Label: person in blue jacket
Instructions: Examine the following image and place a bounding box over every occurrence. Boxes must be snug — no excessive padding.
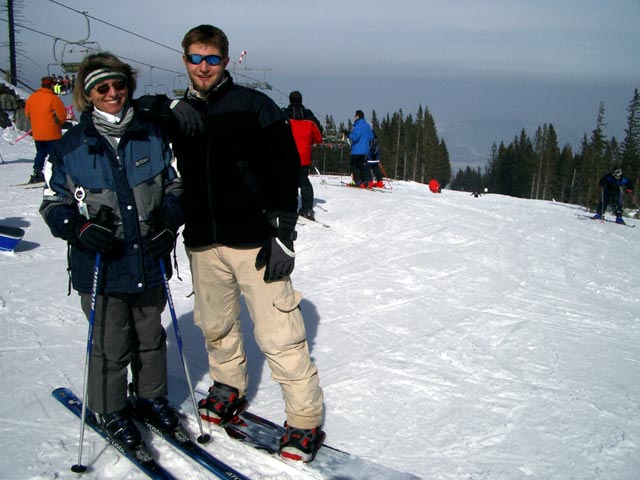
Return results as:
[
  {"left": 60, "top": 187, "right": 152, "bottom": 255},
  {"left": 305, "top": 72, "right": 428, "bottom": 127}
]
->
[
  {"left": 39, "top": 52, "right": 185, "bottom": 452},
  {"left": 347, "top": 110, "right": 375, "bottom": 188},
  {"left": 592, "top": 166, "right": 634, "bottom": 224}
]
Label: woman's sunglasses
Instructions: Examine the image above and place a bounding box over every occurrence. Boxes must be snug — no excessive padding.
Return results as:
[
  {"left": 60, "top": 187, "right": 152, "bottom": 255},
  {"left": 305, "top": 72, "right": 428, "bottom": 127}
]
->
[{"left": 94, "top": 79, "right": 128, "bottom": 95}]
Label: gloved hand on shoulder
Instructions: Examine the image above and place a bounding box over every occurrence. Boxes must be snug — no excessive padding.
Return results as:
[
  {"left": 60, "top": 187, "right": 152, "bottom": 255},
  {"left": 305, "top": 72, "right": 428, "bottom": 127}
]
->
[
  {"left": 135, "top": 94, "right": 204, "bottom": 136},
  {"left": 168, "top": 99, "right": 204, "bottom": 136},
  {"left": 66, "top": 207, "right": 117, "bottom": 254},
  {"left": 255, "top": 211, "right": 297, "bottom": 282}
]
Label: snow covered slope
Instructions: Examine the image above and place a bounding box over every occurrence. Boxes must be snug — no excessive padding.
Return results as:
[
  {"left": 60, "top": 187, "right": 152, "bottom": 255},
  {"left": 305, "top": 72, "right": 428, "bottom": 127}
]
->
[{"left": 1, "top": 127, "right": 639, "bottom": 479}]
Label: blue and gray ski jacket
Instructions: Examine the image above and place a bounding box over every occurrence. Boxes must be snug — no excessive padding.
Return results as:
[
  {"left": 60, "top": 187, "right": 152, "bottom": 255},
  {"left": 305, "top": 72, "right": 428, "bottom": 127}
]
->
[{"left": 40, "top": 109, "right": 183, "bottom": 294}]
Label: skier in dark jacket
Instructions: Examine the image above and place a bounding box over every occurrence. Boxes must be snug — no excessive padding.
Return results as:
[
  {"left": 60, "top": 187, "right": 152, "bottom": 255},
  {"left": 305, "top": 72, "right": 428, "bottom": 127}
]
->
[
  {"left": 592, "top": 166, "right": 634, "bottom": 224},
  {"left": 40, "top": 52, "right": 185, "bottom": 453}
]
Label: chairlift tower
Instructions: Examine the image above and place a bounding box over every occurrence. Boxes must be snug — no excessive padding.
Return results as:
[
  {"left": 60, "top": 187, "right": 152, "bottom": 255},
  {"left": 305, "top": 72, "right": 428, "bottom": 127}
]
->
[{"left": 229, "top": 51, "right": 272, "bottom": 90}]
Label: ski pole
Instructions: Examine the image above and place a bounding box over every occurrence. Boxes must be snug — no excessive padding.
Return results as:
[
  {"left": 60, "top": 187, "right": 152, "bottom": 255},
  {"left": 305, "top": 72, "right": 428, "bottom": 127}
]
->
[
  {"left": 159, "top": 258, "right": 211, "bottom": 444},
  {"left": 71, "top": 252, "right": 101, "bottom": 474},
  {"left": 9, "top": 129, "right": 32, "bottom": 145},
  {"left": 378, "top": 162, "right": 392, "bottom": 189},
  {"left": 312, "top": 165, "right": 326, "bottom": 185}
]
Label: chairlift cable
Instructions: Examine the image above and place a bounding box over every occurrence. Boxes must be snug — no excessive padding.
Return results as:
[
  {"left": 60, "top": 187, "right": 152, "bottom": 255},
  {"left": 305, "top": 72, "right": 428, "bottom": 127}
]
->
[{"left": 48, "top": 0, "right": 182, "bottom": 54}]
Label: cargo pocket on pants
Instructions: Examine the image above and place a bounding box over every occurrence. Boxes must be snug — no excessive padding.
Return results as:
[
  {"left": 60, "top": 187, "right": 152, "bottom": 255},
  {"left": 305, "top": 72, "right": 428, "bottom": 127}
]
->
[{"left": 272, "top": 288, "right": 306, "bottom": 347}]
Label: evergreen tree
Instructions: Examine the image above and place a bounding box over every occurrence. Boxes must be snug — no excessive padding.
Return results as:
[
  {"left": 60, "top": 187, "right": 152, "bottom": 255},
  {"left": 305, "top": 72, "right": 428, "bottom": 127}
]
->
[
  {"left": 556, "top": 144, "right": 575, "bottom": 203},
  {"left": 622, "top": 88, "right": 640, "bottom": 190}
]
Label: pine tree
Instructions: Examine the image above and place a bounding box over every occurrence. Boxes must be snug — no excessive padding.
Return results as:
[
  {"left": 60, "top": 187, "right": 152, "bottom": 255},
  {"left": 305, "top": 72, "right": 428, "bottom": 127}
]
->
[{"left": 621, "top": 88, "right": 640, "bottom": 191}]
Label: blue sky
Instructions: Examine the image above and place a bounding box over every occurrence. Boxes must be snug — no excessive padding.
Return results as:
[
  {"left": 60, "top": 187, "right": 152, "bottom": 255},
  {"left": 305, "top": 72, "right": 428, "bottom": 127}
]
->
[{"left": 4, "top": 0, "right": 640, "bottom": 169}]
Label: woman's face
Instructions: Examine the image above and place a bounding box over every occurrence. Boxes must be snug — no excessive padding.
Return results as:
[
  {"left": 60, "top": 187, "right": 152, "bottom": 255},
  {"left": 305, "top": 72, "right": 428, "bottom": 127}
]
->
[{"left": 88, "top": 77, "right": 128, "bottom": 115}]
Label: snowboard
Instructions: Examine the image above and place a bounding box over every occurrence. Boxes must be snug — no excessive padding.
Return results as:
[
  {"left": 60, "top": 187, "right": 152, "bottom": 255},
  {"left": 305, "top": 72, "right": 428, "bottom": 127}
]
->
[{"left": 209, "top": 407, "right": 421, "bottom": 479}]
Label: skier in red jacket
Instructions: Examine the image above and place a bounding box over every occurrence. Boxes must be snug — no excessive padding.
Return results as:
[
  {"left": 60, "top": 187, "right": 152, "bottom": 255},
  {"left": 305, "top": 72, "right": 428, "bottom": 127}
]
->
[
  {"left": 283, "top": 91, "right": 323, "bottom": 221},
  {"left": 429, "top": 176, "right": 441, "bottom": 193}
]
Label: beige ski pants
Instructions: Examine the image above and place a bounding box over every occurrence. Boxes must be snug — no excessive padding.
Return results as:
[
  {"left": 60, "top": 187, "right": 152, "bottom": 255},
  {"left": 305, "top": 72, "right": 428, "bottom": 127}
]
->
[{"left": 186, "top": 244, "right": 324, "bottom": 429}]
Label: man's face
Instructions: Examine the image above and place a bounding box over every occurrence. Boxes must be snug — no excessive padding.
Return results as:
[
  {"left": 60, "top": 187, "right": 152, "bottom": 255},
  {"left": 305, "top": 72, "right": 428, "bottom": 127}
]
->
[{"left": 183, "top": 42, "right": 229, "bottom": 93}]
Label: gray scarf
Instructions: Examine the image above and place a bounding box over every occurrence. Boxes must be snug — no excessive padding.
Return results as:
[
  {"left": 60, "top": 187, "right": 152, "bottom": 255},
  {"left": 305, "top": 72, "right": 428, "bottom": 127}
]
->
[{"left": 91, "top": 105, "right": 134, "bottom": 137}]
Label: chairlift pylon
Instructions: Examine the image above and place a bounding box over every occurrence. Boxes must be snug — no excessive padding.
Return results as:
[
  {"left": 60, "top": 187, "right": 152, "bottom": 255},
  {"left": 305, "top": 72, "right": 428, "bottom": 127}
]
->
[{"left": 229, "top": 51, "right": 273, "bottom": 90}]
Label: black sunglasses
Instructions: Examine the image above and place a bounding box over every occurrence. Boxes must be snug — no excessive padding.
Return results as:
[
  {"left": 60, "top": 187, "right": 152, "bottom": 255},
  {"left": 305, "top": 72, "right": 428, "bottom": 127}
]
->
[
  {"left": 95, "top": 80, "right": 127, "bottom": 95},
  {"left": 186, "top": 53, "right": 223, "bottom": 66}
]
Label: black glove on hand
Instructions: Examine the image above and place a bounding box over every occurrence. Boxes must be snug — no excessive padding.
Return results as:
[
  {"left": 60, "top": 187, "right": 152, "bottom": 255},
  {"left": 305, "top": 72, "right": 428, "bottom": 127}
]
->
[
  {"left": 135, "top": 95, "right": 203, "bottom": 136},
  {"left": 146, "top": 224, "right": 176, "bottom": 258},
  {"left": 168, "top": 99, "right": 204, "bottom": 136},
  {"left": 68, "top": 208, "right": 117, "bottom": 254},
  {"left": 255, "top": 212, "right": 297, "bottom": 282}
]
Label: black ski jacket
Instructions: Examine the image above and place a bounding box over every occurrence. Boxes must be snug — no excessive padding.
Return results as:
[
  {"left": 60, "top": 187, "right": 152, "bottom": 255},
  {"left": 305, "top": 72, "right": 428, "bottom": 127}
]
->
[{"left": 160, "top": 73, "right": 301, "bottom": 248}]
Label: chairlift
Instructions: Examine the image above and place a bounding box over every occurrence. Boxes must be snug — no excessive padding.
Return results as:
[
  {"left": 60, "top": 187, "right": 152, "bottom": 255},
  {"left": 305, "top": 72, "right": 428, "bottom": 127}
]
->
[
  {"left": 50, "top": 12, "right": 101, "bottom": 74},
  {"left": 143, "top": 67, "right": 169, "bottom": 96},
  {"left": 172, "top": 74, "right": 187, "bottom": 98}
]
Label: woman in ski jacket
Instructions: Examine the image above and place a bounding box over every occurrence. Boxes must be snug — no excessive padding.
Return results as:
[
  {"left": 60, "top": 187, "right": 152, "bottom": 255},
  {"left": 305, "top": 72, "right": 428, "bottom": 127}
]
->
[{"left": 39, "top": 52, "right": 185, "bottom": 451}]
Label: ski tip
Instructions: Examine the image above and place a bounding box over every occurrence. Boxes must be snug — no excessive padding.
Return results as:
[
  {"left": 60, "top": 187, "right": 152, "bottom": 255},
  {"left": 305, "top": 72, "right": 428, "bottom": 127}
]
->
[{"left": 52, "top": 387, "right": 69, "bottom": 398}]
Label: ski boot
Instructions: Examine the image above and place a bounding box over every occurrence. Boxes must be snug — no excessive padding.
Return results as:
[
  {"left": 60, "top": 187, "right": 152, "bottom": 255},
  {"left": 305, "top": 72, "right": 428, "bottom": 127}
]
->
[
  {"left": 198, "top": 382, "right": 246, "bottom": 424},
  {"left": 134, "top": 394, "right": 190, "bottom": 443},
  {"left": 279, "top": 422, "right": 325, "bottom": 463},
  {"left": 98, "top": 409, "right": 143, "bottom": 448},
  {"left": 298, "top": 209, "right": 315, "bottom": 221}
]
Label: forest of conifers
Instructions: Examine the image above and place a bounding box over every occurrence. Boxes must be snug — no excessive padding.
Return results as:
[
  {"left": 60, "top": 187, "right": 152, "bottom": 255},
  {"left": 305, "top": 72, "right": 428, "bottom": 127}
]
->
[
  {"left": 313, "top": 88, "right": 640, "bottom": 213},
  {"left": 312, "top": 104, "right": 452, "bottom": 187}
]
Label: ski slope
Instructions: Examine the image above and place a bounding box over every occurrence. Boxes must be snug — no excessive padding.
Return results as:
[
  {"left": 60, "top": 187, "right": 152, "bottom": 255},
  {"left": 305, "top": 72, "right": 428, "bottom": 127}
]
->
[{"left": 1, "top": 126, "right": 639, "bottom": 479}]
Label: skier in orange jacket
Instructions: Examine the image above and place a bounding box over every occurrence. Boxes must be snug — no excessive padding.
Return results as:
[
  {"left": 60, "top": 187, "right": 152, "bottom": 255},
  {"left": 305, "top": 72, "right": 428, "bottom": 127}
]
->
[{"left": 24, "top": 76, "right": 67, "bottom": 183}]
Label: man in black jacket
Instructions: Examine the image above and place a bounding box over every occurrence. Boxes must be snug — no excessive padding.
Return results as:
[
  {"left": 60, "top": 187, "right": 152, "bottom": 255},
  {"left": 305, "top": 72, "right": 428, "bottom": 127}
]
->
[{"left": 143, "top": 25, "right": 325, "bottom": 463}]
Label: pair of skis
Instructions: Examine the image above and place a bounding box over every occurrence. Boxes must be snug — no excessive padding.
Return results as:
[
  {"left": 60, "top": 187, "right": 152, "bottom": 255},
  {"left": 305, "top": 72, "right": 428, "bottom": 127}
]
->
[
  {"left": 53, "top": 387, "right": 250, "bottom": 480},
  {"left": 576, "top": 213, "right": 636, "bottom": 228}
]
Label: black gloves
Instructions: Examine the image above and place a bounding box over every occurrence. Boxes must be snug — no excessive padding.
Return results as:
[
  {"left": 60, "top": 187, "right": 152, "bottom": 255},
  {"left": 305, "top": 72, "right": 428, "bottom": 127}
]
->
[
  {"left": 168, "top": 99, "right": 204, "bottom": 136},
  {"left": 135, "top": 94, "right": 204, "bottom": 136},
  {"left": 146, "top": 223, "right": 177, "bottom": 258},
  {"left": 255, "top": 212, "right": 297, "bottom": 282},
  {"left": 67, "top": 207, "right": 117, "bottom": 254}
]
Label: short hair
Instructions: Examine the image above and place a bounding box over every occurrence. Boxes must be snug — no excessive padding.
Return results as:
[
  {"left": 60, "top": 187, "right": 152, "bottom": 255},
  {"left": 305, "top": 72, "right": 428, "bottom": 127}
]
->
[
  {"left": 73, "top": 52, "right": 137, "bottom": 112},
  {"left": 355, "top": 110, "right": 364, "bottom": 119},
  {"left": 181, "top": 24, "right": 229, "bottom": 58}
]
